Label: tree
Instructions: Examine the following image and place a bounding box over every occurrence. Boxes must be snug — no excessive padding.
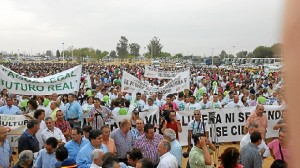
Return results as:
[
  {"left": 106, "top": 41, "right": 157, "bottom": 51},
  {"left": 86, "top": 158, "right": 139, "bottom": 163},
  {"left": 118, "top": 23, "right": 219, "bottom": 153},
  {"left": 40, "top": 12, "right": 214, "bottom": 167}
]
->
[
  {"left": 56, "top": 50, "right": 60, "bottom": 57},
  {"left": 109, "top": 50, "right": 117, "bottom": 58},
  {"left": 175, "top": 53, "right": 183, "bottom": 59},
  {"left": 129, "top": 43, "right": 140, "bottom": 57},
  {"left": 253, "top": 46, "right": 273, "bottom": 58},
  {"left": 147, "top": 37, "right": 163, "bottom": 58},
  {"left": 116, "top": 36, "right": 129, "bottom": 59},
  {"left": 219, "top": 50, "right": 228, "bottom": 60},
  {"left": 160, "top": 52, "right": 171, "bottom": 58},
  {"left": 271, "top": 43, "right": 282, "bottom": 58},
  {"left": 236, "top": 50, "right": 248, "bottom": 58},
  {"left": 247, "top": 52, "right": 255, "bottom": 58}
]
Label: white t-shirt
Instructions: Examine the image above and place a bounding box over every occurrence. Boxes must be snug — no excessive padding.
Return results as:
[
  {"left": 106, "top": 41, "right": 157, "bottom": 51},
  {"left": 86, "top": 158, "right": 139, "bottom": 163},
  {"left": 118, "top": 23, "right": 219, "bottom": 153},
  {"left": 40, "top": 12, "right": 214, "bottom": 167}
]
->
[
  {"left": 184, "top": 103, "right": 201, "bottom": 111},
  {"left": 206, "top": 101, "right": 222, "bottom": 109},
  {"left": 174, "top": 99, "right": 186, "bottom": 111}
]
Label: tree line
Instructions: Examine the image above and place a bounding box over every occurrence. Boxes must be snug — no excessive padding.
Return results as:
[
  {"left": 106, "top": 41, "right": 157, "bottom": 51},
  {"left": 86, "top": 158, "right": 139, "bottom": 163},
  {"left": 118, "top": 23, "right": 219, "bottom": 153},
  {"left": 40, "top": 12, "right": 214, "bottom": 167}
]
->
[{"left": 55, "top": 36, "right": 282, "bottom": 60}]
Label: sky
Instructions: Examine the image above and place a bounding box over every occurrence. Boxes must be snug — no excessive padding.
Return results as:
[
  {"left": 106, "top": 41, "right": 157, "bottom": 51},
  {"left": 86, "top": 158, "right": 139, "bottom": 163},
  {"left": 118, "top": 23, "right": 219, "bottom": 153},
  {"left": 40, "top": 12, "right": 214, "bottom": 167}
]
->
[{"left": 0, "top": 0, "right": 284, "bottom": 56}]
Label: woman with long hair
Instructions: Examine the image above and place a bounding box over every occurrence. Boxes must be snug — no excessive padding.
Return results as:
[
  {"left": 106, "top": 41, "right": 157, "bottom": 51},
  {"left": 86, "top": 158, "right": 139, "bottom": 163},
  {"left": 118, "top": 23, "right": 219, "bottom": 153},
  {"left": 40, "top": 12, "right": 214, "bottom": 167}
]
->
[{"left": 219, "top": 147, "right": 243, "bottom": 168}]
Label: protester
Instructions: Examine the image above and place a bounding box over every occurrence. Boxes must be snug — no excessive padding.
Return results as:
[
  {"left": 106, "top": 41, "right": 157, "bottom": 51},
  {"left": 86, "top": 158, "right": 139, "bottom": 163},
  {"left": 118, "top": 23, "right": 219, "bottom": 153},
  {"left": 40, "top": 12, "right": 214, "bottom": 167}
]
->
[
  {"left": 0, "top": 125, "right": 13, "bottom": 168},
  {"left": 0, "top": 97, "right": 22, "bottom": 115},
  {"left": 126, "top": 148, "right": 143, "bottom": 167},
  {"left": 244, "top": 104, "right": 268, "bottom": 139},
  {"left": 34, "top": 137, "right": 58, "bottom": 168},
  {"left": 157, "top": 139, "right": 178, "bottom": 168},
  {"left": 55, "top": 146, "right": 69, "bottom": 168},
  {"left": 240, "top": 131, "right": 263, "bottom": 168},
  {"left": 18, "top": 119, "right": 40, "bottom": 154},
  {"left": 90, "top": 149, "right": 105, "bottom": 168},
  {"left": 163, "top": 128, "right": 182, "bottom": 167},
  {"left": 88, "top": 98, "right": 111, "bottom": 129},
  {"left": 65, "top": 127, "right": 89, "bottom": 160},
  {"left": 65, "top": 93, "right": 83, "bottom": 128},
  {"left": 54, "top": 110, "right": 72, "bottom": 141},
  {"left": 101, "top": 125, "right": 117, "bottom": 155},
  {"left": 268, "top": 129, "right": 289, "bottom": 162},
  {"left": 41, "top": 117, "right": 66, "bottom": 146},
  {"left": 110, "top": 119, "right": 133, "bottom": 164},
  {"left": 188, "top": 133, "right": 212, "bottom": 168},
  {"left": 13, "top": 150, "right": 34, "bottom": 168},
  {"left": 161, "top": 110, "right": 182, "bottom": 140},
  {"left": 240, "top": 122, "right": 270, "bottom": 159},
  {"left": 135, "top": 158, "right": 154, "bottom": 168},
  {"left": 34, "top": 109, "right": 47, "bottom": 149},
  {"left": 218, "top": 147, "right": 243, "bottom": 168},
  {"left": 134, "top": 123, "right": 164, "bottom": 166},
  {"left": 76, "top": 129, "right": 108, "bottom": 168}
]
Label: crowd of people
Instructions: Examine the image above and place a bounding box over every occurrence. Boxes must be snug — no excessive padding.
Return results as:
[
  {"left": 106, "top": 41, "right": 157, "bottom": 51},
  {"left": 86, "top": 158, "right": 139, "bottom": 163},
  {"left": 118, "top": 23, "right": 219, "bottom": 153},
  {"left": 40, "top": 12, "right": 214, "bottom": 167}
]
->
[{"left": 0, "top": 62, "right": 288, "bottom": 168}]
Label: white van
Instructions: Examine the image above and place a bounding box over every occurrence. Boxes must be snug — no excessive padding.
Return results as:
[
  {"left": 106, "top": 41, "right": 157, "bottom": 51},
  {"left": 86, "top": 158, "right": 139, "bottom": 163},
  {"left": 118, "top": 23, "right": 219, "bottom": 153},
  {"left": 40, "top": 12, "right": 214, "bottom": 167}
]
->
[{"left": 151, "top": 60, "right": 161, "bottom": 67}]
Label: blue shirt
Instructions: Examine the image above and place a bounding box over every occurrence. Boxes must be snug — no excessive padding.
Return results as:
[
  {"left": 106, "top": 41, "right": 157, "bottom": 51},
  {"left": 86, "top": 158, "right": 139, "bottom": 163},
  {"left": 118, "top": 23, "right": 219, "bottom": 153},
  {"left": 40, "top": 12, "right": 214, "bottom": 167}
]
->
[
  {"left": 76, "top": 142, "right": 108, "bottom": 168},
  {"left": 65, "top": 137, "right": 89, "bottom": 160},
  {"left": 65, "top": 101, "right": 83, "bottom": 120},
  {"left": 0, "top": 105, "right": 22, "bottom": 115},
  {"left": 111, "top": 128, "right": 133, "bottom": 159},
  {"left": 170, "top": 140, "right": 182, "bottom": 167},
  {"left": 34, "top": 148, "right": 56, "bottom": 168},
  {"left": 0, "top": 139, "right": 12, "bottom": 168}
]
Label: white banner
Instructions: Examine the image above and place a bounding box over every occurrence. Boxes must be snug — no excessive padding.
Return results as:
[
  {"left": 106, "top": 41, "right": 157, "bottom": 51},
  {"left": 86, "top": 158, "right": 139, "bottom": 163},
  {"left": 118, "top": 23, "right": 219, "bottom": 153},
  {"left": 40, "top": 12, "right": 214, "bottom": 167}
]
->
[
  {"left": 0, "top": 65, "right": 82, "bottom": 95},
  {"left": 121, "top": 70, "right": 190, "bottom": 95},
  {"left": 160, "top": 70, "right": 190, "bottom": 95},
  {"left": 177, "top": 105, "right": 284, "bottom": 145},
  {"left": 144, "top": 66, "right": 190, "bottom": 79},
  {"left": 2, "top": 105, "right": 283, "bottom": 147},
  {"left": 0, "top": 114, "right": 29, "bottom": 147}
]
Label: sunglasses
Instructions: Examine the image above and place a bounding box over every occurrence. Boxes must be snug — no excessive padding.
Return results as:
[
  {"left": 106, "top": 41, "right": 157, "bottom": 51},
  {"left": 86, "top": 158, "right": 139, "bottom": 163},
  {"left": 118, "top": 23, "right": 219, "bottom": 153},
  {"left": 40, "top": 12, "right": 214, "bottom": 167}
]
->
[{"left": 194, "top": 114, "right": 200, "bottom": 116}]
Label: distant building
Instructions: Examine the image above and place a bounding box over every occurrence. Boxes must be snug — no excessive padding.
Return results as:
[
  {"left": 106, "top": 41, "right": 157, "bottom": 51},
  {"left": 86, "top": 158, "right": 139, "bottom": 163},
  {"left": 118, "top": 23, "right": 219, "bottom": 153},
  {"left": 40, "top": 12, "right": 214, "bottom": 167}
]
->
[{"left": 46, "top": 50, "right": 52, "bottom": 56}]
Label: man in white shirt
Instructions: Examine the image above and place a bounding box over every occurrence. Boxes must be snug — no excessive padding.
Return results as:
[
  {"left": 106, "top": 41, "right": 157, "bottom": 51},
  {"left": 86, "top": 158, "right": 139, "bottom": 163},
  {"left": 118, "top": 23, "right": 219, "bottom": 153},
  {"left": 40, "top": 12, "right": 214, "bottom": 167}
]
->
[
  {"left": 143, "top": 98, "right": 159, "bottom": 112},
  {"left": 90, "top": 149, "right": 104, "bottom": 168},
  {"left": 184, "top": 96, "right": 201, "bottom": 111},
  {"left": 41, "top": 117, "right": 66, "bottom": 146},
  {"left": 174, "top": 92, "right": 186, "bottom": 111},
  {"left": 206, "top": 94, "right": 222, "bottom": 109},
  {"left": 224, "top": 95, "right": 245, "bottom": 108},
  {"left": 240, "top": 122, "right": 270, "bottom": 159},
  {"left": 157, "top": 139, "right": 178, "bottom": 168}
]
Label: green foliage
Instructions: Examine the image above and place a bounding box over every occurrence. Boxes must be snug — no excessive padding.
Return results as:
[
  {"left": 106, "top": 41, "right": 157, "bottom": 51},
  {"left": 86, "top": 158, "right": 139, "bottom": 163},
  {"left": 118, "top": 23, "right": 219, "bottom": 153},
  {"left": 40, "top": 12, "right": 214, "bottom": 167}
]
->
[
  {"left": 147, "top": 37, "right": 163, "bottom": 58},
  {"left": 271, "top": 43, "right": 282, "bottom": 57},
  {"left": 160, "top": 52, "right": 171, "bottom": 58},
  {"left": 236, "top": 50, "right": 248, "bottom": 58},
  {"left": 253, "top": 46, "right": 273, "bottom": 58},
  {"left": 109, "top": 50, "right": 117, "bottom": 58},
  {"left": 175, "top": 53, "right": 183, "bottom": 58},
  {"left": 219, "top": 50, "right": 228, "bottom": 60},
  {"left": 116, "top": 36, "right": 129, "bottom": 59},
  {"left": 129, "top": 43, "right": 140, "bottom": 57}
]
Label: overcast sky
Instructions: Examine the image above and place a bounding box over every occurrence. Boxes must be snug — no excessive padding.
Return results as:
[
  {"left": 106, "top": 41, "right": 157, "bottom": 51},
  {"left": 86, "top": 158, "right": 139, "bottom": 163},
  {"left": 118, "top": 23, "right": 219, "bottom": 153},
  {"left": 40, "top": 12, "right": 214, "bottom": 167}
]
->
[{"left": 0, "top": 0, "right": 284, "bottom": 56}]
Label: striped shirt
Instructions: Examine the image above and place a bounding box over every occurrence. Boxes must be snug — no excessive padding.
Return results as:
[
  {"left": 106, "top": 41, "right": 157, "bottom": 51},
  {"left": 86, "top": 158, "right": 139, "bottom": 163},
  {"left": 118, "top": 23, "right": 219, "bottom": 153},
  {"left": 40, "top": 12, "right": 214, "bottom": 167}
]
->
[
  {"left": 89, "top": 106, "right": 111, "bottom": 129},
  {"left": 0, "top": 139, "right": 12, "bottom": 168},
  {"left": 134, "top": 133, "right": 164, "bottom": 165},
  {"left": 110, "top": 128, "right": 133, "bottom": 159}
]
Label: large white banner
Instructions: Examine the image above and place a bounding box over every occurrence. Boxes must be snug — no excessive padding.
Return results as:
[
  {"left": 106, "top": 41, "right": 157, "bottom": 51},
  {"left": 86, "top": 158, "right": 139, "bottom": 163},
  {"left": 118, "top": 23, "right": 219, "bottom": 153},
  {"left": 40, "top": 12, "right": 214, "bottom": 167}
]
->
[
  {"left": 2, "top": 105, "right": 283, "bottom": 147},
  {"left": 0, "top": 65, "right": 82, "bottom": 95},
  {"left": 144, "top": 66, "right": 190, "bottom": 79},
  {"left": 121, "top": 70, "right": 190, "bottom": 95},
  {"left": 0, "top": 114, "right": 29, "bottom": 147},
  {"left": 177, "top": 105, "right": 284, "bottom": 145}
]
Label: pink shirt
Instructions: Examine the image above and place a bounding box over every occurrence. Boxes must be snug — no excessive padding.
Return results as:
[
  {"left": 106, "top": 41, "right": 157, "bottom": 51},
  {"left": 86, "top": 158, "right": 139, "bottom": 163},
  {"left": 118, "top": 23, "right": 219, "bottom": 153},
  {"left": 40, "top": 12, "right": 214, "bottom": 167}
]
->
[{"left": 268, "top": 139, "right": 289, "bottom": 161}]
